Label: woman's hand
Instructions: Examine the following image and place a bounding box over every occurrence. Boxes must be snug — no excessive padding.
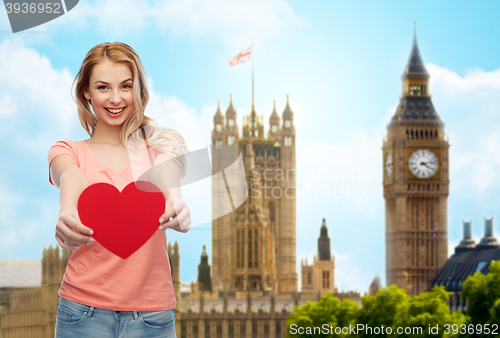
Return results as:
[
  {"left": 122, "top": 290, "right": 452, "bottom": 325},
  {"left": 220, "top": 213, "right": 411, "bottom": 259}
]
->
[
  {"left": 55, "top": 208, "right": 94, "bottom": 251},
  {"left": 158, "top": 198, "right": 191, "bottom": 233}
]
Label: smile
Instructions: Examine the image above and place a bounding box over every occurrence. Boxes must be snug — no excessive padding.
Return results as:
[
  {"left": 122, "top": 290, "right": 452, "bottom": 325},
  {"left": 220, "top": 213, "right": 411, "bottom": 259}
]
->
[
  {"left": 105, "top": 107, "right": 125, "bottom": 114},
  {"left": 104, "top": 107, "right": 126, "bottom": 117}
]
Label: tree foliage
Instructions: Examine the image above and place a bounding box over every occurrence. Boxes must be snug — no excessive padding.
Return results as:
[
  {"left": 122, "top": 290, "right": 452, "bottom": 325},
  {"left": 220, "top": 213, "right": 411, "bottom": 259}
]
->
[
  {"left": 286, "top": 293, "right": 359, "bottom": 337},
  {"left": 286, "top": 285, "right": 465, "bottom": 338},
  {"left": 462, "top": 260, "right": 500, "bottom": 336}
]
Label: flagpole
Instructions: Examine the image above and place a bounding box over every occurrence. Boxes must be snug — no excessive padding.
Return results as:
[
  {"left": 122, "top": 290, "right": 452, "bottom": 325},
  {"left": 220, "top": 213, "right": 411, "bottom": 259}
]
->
[{"left": 252, "top": 36, "right": 254, "bottom": 105}]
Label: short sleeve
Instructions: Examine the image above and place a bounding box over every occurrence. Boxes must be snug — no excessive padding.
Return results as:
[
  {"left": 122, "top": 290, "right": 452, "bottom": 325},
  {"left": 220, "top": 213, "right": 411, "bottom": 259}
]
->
[{"left": 47, "top": 140, "right": 77, "bottom": 186}]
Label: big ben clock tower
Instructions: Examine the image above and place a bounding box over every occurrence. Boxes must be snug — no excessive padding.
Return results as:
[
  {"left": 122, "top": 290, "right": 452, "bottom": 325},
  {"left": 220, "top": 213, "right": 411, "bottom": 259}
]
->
[{"left": 383, "top": 25, "right": 449, "bottom": 296}]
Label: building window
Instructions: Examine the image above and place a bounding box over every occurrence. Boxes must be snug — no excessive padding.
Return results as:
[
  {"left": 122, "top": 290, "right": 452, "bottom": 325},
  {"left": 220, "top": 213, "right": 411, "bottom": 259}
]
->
[
  {"left": 248, "top": 230, "right": 252, "bottom": 268},
  {"left": 193, "top": 324, "right": 198, "bottom": 338},
  {"left": 254, "top": 229, "right": 258, "bottom": 268},
  {"left": 216, "top": 124, "right": 222, "bottom": 132},
  {"left": 272, "top": 125, "right": 278, "bottom": 133},
  {"left": 215, "top": 139, "right": 222, "bottom": 150},
  {"left": 248, "top": 229, "right": 258, "bottom": 268},
  {"left": 217, "top": 323, "right": 222, "bottom": 338},
  {"left": 307, "top": 272, "right": 312, "bottom": 285},
  {"left": 276, "top": 322, "right": 282, "bottom": 338},
  {"left": 264, "top": 323, "right": 269, "bottom": 338},
  {"left": 228, "top": 119, "right": 234, "bottom": 127},
  {"left": 205, "top": 324, "right": 211, "bottom": 338},
  {"left": 236, "top": 229, "right": 243, "bottom": 268},
  {"left": 322, "top": 270, "right": 330, "bottom": 289},
  {"left": 241, "top": 323, "right": 246, "bottom": 338},
  {"left": 268, "top": 203, "right": 275, "bottom": 221},
  {"left": 229, "top": 322, "right": 234, "bottom": 338},
  {"left": 410, "top": 84, "right": 421, "bottom": 96},
  {"left": 228, "top": 135, "right": 234, "bottom": 146},
  {"left": 285, "top": 120, "right": 291, "bottom": 128},
  {"left": 181, "top": 324, "right": 187, "bottom": 338},
  {"left": 253, "top": 322, "right": 258, "bottom": 338},
  {"left": 284, "top": 136, "right": 292, "bottom": 146}
]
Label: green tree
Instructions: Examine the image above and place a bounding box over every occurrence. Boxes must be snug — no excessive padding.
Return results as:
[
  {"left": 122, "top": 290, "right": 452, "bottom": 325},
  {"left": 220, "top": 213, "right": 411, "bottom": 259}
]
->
[
  {"left": 286, "top": 293, "right": 359, "bottom": 337},
  {"left": 394, "top": 286, "right": 466, "bottom": 338},
  {"left": 355, "top": 285, "right": 410, "bottom": 337},
  {"left": 462, "top": 260, "right": 500, "bottom": 336}
]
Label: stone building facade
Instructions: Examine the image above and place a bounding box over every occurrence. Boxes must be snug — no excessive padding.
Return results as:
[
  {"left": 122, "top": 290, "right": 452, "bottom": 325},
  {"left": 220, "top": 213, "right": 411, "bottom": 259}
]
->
[{"left": 383, "top": 27, "right": 449, "bottom": 295}]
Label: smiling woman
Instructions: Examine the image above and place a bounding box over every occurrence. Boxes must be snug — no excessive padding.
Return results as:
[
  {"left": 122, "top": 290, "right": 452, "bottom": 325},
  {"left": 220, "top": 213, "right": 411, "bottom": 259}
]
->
[{"left": 47, "top": 42, "right": 191, "bottom": 338}]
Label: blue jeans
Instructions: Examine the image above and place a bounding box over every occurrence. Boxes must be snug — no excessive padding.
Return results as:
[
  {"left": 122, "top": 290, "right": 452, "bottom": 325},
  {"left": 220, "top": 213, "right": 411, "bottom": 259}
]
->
[{"left": 54, "top": 296, "right": 177, "bottom": 338}]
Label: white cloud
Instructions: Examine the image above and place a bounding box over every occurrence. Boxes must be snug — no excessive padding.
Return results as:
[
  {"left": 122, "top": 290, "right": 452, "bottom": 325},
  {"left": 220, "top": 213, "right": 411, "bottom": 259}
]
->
[
  {"left": 0, "top": 37, "right": 77, "bottom": 143},
  {"left": 43, "top": 0, "right": 306, "bottom": 46},
  {"left": 427, "top": 63, "right": 500, "bottom": 199},
  {"left": 145, "top": 76, "right": 190, "bottom": 120}
]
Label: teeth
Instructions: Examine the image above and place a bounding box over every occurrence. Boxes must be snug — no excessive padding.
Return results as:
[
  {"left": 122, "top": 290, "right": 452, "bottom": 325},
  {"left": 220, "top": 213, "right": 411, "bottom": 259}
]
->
[{"left": 106, "top": 107, "right": 125, "bottom": 114}]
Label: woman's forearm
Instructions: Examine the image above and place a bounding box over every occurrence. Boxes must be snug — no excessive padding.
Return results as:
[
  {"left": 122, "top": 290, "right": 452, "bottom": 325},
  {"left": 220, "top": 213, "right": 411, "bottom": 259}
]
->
[{"left": 59, "top": 169, "right": 90, "bottom": 212}]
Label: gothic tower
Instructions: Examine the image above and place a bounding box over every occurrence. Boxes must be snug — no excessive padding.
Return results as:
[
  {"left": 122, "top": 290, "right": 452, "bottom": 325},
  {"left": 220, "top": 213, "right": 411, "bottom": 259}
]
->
[
  {"left": 197, "top": 245, "right": 212, "bottom": 292},
  {"left": 300, "top": 218, "right": 335, "bottom": 296},
  {"left": 383, "top": 25, "right": 449, "bottom": 295},
  {"left": 211, "top": 94, "right": 297, "bottom": 293}
]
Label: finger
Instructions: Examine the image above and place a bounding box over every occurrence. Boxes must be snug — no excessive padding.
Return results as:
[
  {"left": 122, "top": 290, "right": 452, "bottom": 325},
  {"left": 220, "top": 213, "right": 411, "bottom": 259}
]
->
[
  {"left": 162, "top": 217, "right": 179, "bottom": 230},
  {"left": 66, "top": 212, "right": 94, "bottom": 236},
  {"left": 56, "top": 222, "right": 93, "bottom": 246},
  {"left": 56, "top": 234, "right": 79, "bottom": 251},
  {"left": 159, "top": 209, "right": 176, "bottom": 224},
  {"left": 180, "top": 215, "right": 191, "bottom": 232}
]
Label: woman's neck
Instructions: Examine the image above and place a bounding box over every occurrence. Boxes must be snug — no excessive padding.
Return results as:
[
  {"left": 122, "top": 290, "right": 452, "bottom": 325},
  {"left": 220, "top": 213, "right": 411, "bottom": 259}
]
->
[{"left": 89, "top": 119, "right": 123, "bottom": 146}]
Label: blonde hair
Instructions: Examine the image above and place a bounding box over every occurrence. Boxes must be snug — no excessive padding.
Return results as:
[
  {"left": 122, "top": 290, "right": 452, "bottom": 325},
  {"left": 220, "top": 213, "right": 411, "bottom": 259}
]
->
[{"left": 71, "top": 42, "right": 188, "bottom": 176}]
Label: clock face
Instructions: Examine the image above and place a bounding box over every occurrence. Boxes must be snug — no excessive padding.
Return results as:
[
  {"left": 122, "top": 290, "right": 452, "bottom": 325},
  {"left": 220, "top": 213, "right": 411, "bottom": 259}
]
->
[
  {"left": 409, "top": 149, "right": 438, "bottom": 178},
  {"left": 385, "top": 151, "right": 393, "bottom": 179}
]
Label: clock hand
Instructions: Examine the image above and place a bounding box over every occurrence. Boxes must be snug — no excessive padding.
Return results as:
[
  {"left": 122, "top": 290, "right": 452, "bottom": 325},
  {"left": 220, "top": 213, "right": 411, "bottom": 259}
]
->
[{"left": 419, "top": 161, "right": 430, "bottom": 168}]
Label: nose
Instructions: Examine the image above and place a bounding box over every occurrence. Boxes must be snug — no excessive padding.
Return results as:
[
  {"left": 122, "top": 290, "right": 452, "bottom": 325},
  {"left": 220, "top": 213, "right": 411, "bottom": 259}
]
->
[{"left": 109, "top": 90, "right": 122, "bottom": 105}]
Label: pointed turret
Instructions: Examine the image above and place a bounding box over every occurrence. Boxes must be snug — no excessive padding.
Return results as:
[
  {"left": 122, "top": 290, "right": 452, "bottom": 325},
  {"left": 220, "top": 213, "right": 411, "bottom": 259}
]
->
[
  {"left": 388, "top": 23, "right": 443, "bottom": 127},
  {"left": 282, "top": 94, "right": 293, "bottom": 121},
  {"left": 402, "top": 23, "right": 429, "bottom": 78},
  {"left": 197, "top": 245, "right": 212, "bottom": 292},
  {"left": 368, "top": 272, "right": 382, "bottom": 296},
  {"left": 318, "top": 217, "right": 331, "bottom": 261},
  {"left": 243, "top": 101, "right": 264, "bottom": 138},
  {"left": 226, "top": 92, "right": 237, "bottom": 120},
  {"left": 268, "top": 98, "right": 280, "bottom": 140},
  {"left": 214, "top": 98, "right": 224, "bottom": 125}
]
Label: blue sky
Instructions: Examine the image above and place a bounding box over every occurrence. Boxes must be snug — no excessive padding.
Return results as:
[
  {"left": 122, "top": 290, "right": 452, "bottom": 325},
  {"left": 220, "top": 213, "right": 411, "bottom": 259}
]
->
[{"left": 1, "top": 0, "right": 500, "bottom": 294}]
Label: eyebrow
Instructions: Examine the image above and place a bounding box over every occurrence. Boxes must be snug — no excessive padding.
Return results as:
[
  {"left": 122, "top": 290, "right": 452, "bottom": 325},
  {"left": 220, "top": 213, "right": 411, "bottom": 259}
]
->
[{"left": 94, "top": 78, "right": 133, "bottom": 85}]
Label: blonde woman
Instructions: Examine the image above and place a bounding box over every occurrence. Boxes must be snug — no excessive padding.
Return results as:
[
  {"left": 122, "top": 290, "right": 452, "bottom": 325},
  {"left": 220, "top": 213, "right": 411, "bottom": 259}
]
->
[{"left": 48, "top": 42, "right": 190, "bottom": 337}]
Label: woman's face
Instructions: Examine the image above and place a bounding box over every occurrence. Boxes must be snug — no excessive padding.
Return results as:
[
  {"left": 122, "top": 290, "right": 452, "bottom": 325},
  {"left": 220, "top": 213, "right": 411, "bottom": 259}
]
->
[{"left": 84, "top": 59, "right": 135, "bottom": 127}]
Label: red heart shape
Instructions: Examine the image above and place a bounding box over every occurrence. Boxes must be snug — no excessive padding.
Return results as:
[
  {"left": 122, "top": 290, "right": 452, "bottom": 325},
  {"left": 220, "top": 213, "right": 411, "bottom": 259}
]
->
[{"left": 77, "top": 181, "right": 165, "bottom": 259}]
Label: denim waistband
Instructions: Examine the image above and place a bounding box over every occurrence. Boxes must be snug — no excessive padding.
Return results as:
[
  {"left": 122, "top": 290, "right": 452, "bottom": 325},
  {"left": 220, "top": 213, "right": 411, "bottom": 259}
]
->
[{"left": 58, "top": 296, "right": 141, "bottom": 320}]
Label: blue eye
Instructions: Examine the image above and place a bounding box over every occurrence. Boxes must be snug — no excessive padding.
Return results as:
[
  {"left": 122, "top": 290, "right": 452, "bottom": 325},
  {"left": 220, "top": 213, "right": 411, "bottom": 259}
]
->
[
  {"left": 123, "top": 84, "right": 132, "bottom": 89},
  {"left": 98, "top": 85, "right": 107, "bottom": 90}
]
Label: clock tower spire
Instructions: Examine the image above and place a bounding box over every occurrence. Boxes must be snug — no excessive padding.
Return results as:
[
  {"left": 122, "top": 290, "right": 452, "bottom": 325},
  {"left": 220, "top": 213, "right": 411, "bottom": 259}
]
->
[{"left": 383, "top": 24, "right": 449, "bottom": 295}]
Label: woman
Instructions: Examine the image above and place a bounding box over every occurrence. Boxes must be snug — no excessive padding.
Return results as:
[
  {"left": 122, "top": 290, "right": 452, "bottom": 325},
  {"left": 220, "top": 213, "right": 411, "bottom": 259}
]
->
[{"left": 48, "top": 42, "right": 190, "bottom": 337}]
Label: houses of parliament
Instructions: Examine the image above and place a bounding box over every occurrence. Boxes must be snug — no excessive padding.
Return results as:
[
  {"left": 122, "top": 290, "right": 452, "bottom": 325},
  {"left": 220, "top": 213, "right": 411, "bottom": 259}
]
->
[{"left": 0, "top": 29, "right": 449, "bottom": 338}]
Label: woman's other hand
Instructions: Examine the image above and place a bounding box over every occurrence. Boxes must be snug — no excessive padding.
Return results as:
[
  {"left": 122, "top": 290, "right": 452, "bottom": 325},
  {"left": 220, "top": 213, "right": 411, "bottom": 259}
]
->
[
  {"left": 55, "top": 208, "right": 94, "bottom": 251},
  {"left": 158, "top": 199, "right": 191, "bottom": 233}
]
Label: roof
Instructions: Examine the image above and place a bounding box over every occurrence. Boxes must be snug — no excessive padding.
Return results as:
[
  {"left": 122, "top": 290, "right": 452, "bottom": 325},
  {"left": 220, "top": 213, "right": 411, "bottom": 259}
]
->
[
  {"left": 402, "top": 25, "right": 429, "bottom": 78},
  {"left": 430, "top": 246, "right": 500, "bottom": 292},
  {"left": 387, "top": 96, "right": 444, "bottom": 127},
  {"left": 0, "top": 259, "right": 41, "bottom": 288}
]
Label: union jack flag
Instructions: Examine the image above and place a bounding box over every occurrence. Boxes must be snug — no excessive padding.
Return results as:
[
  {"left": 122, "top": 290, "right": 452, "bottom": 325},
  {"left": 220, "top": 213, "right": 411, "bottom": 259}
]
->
[{"left": 228, "top": 43, "right": 252, "bottom": 66}]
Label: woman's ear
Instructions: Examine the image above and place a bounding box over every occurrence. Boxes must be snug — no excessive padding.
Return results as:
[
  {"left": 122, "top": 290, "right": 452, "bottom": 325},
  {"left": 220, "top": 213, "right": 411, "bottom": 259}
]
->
[{"left": 84, "top": 91, "right": 90, "bottom": 101}]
